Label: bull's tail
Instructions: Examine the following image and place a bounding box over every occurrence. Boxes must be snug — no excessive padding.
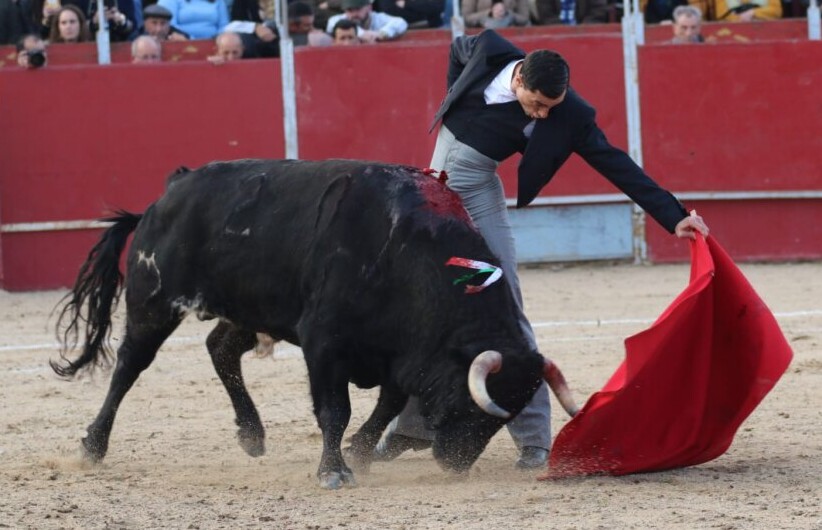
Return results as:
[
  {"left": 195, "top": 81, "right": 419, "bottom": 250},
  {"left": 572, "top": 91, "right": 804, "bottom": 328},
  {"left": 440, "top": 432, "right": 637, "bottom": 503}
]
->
[{"left": 51, "top": 211, "right": 143, "bottom": 378}]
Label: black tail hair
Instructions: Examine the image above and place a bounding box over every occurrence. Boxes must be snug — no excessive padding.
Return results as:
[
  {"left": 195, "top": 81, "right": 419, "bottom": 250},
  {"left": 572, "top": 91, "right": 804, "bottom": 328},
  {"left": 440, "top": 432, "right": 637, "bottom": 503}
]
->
[{"left": 51, "top": 211, "right": 143, "bottom": 378}]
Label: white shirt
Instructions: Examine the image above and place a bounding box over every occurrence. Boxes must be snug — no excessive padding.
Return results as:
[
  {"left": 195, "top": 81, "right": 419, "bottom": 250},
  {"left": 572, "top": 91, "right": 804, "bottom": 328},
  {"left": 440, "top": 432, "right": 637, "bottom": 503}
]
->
[
  {"left": 325, "top": 12, "right": 408, "bottom": 39},
  {"left": 484, "top": 60, "right": 520, "bottom": 104},
  {"left": 483, "top": 59, "right": 535, "bottom": 138}
]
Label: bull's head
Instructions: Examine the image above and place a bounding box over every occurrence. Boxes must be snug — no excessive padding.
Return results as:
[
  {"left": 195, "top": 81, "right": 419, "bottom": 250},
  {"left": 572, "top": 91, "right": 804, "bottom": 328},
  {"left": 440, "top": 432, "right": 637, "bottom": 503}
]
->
[
  {"left": 431, "top": 350, "right": 578, "bottom": 472},
  {"left": 468, "top": 350, "right": 579, "bottom": 419}
]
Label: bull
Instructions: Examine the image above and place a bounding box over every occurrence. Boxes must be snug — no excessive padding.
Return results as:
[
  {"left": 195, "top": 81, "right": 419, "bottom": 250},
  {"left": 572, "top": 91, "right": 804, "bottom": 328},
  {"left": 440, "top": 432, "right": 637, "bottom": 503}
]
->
[{"left": 53, "top": 159, "right": 577, "bottom": 489}]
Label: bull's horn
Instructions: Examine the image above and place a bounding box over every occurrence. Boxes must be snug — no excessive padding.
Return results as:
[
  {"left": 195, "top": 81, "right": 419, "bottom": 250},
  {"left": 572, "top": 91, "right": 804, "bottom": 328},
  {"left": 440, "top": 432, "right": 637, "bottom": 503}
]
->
[
  {"left": 468, "top": 350, "right": 511, "bottom": 419},
  {"left": 543, "top": 359, "right": 579, "bottom": 417}
]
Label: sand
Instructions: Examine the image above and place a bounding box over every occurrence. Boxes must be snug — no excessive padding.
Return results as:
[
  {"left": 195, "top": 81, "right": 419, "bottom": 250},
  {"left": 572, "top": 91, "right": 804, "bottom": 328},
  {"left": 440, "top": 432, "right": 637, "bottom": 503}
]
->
[{"left": 1, "top": 259, "right": 820, "bottom": 529}]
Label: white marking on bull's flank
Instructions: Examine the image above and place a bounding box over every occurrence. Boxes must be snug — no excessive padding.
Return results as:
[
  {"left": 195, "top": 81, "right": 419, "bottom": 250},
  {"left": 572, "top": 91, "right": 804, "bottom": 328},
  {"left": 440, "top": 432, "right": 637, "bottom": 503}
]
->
[
  {"left": 170, "top": 294, "right": 209, "bottom": 319},
  {"left": 137, "top": 250, "right": 162, "bottom": 297},
  {"left": 137, "top": 250, "right": 156, "bottom": 269}
]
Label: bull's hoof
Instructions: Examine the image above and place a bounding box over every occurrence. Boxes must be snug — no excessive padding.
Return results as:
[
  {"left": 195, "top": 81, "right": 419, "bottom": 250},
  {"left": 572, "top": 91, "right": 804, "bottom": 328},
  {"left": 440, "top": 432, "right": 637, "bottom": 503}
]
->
[
  {"left": 80, "top": 436, "right": 106, "bottom": 463},
  {"left": 318, "top": 470, "right": 356, "bottom": 490},
  {"left": 342, "top": 445, "right": 371, "bottom": 474},
  {"left": 238, "top": 432, "right": 265, "bottom": 457}
]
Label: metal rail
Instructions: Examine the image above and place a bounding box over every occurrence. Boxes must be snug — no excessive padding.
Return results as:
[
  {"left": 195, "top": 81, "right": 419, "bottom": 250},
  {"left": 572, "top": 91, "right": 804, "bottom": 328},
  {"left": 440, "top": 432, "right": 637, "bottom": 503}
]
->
[
  {"left": 810, "top": 0, "right": 821, "bottom": 40},
  {"left": 622, "top": 0, "right": 647, "bottom": 263},
  {"left": 4, "top": 191, "right": 820, "bottom": 234}
]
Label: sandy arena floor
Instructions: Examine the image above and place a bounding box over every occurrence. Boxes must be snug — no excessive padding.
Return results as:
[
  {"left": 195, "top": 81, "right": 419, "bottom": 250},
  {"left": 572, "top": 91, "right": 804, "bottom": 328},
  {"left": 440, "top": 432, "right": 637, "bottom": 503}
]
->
[{"left": 1, "top": 258, "right": 820, "bottom": 529}]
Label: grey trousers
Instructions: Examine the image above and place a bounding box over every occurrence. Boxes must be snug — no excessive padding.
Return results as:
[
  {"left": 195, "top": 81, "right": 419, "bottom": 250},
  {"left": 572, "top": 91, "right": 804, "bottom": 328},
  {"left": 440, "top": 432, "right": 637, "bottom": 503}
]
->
[{"left": 393, "top": 126, "right": 551, "bottom": 450}]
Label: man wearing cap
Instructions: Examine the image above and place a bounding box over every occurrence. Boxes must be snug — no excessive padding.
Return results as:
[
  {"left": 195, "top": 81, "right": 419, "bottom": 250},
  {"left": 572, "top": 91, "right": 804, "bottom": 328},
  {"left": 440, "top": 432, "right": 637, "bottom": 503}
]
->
[
  {"left": 325, "top": 0, "right": 408, "bottom": 43},
  {"left": 138, "top": 4, "right": 190, "bottom": 41}
]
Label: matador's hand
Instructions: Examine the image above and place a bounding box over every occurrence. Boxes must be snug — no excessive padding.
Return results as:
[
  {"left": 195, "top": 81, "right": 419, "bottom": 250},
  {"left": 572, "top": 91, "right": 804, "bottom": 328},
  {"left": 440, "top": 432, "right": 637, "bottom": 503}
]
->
[{"left": 675, "top": 210, "right": 709, "bottom": 240}]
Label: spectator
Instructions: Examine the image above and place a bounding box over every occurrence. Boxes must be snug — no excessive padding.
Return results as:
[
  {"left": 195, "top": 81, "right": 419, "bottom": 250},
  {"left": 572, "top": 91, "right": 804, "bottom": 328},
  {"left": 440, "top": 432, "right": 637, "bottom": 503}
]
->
[
  {"left": 641, "top": 0, "right": 688, "bottom": 23},
  {"left": 287, "top": 1, "right": 332, "bottom": 46},
  {"left": 207, "top": 29, "right": 242, "bottom": 63},
  {"left": 671, "top": 5, "right": 704, "bottom": 42},
  {"left": 529, "top": 0, "right": 610, "bottom": 24},
  {"left": 157, "top": 0, "right": 229, "bottom": 39},
  {"left": 230, "top": 0, "right": 274, "bottom": 24},
  {"left": 712, "top": 0, "right": 782, "bottom": 20},
  {"left": 138, "top": 3, "right": 189, "bottom": 40},
  {"left": 462, "top": 0, "right": 529, "bottom": 28},
  {"left": 36, "top": 0, "right": 61, "bottom": 38},
  {"left": 331, "top": 16, "right": 359, "bottom": 43},
  {"left": 222, "top": 18, "right": 279, "bottom": 57},
  {"left": 131, "top": 33, "right": 162, "bottom": 61},
  {"left": 87, "top": 2, "right": 135, "bottom": 42},
  {"left": 15, "top": 32, "right": 47, "bottom": 67},
  {"left": 373, "top": 0, "right": 445, "bottom": 28},
  {"left": 0, "top": 0, "right": 37, "bottom": 45},
  {"left": 312, "top": 0, "right": 343, "bottom": 30},
  {"left": 35, "top": 0, "right": 139, "bottom": 39},
  {"left": 325, "top": 0, "right": 408, "bottom": 43},
  {"left": 48, "top": 4, "right": 91, "bottom": 42},
  {"left": 686, "top": 0, "right": 782, "bottom": 19}
]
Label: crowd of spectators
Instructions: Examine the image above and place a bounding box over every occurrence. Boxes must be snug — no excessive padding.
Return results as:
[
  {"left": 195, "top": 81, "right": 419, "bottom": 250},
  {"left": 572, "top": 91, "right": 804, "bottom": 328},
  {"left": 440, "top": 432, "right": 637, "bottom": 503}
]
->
[{"left": 2, "top": 0, "right": 813, "bottom": 67}]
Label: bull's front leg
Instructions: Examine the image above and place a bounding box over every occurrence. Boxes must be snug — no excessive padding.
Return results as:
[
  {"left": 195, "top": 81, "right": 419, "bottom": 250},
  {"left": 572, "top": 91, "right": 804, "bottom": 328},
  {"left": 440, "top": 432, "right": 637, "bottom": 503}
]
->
[{"left": 305, "top": 352, "right": 355, "bottom": 490}]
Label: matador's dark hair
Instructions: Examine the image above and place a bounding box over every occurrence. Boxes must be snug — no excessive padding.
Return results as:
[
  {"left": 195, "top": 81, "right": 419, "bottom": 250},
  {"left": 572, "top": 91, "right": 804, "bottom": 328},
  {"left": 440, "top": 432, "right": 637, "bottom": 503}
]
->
[{"left": 521, "top": 50, "right": 570, "bottom": 99}]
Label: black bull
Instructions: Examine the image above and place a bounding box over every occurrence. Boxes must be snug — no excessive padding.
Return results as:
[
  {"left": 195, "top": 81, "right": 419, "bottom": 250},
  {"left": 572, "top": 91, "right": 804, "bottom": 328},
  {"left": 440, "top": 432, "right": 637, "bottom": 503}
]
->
[{"left": 53, "top": 159, "right": 577, "bottom": 489}]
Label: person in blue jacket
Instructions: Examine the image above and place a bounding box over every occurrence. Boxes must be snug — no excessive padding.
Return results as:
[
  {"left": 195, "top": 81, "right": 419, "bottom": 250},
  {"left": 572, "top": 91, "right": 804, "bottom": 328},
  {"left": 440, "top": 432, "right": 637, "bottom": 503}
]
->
[{"left": 157, "top": 0, "right": 228, "bottom": 39}]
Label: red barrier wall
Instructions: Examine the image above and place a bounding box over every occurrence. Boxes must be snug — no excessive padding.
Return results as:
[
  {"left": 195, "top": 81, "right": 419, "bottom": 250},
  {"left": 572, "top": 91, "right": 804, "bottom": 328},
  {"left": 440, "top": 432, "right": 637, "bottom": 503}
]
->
[
  {"left": 1, "top": 24, "right": 819, "bottom": 290},
  {"left": 1, "top": 60, "right": 283, "bottom": 223},
  {"left": 640, "top": 40, "right": 822, "bottom": 261},
  {"left": 0, "top": 60, "right": 283, "bottom": 289}
]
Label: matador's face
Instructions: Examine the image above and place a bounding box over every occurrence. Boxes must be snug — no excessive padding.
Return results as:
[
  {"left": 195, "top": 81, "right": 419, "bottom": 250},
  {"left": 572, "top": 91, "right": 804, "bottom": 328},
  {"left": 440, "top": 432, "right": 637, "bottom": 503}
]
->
[{"left": 512, "top": 71, "right": 566, "bottom": 120}]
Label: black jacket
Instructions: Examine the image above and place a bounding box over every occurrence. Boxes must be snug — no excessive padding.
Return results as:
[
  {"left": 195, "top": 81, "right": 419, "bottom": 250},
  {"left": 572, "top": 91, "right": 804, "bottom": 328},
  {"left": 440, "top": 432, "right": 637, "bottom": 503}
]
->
[
  {"left": 431, "top": 30, "right": 687, "bottom": 233},
  {"left": 0, "top": 0, "right": 37, "bottom": 45}
]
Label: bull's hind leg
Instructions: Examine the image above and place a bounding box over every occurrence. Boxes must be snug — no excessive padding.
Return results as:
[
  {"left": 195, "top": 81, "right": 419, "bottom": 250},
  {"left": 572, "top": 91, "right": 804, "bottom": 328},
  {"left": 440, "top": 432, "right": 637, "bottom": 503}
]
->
[
  {"left": 344, "top": 384, "right": 408, "bottom": 473},
  {"left": 83, "top": 320, "right": 180, "bottom": 461},
  {"left": 205, "top": 321, "right": 265, "bottom": 457}
]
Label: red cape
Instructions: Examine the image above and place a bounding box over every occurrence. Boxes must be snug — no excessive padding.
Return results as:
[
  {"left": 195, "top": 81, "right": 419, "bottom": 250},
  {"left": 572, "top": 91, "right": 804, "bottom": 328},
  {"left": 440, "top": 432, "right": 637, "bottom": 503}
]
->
[{"left": 540, "top": 236, "right": 793, "bottom": 479}]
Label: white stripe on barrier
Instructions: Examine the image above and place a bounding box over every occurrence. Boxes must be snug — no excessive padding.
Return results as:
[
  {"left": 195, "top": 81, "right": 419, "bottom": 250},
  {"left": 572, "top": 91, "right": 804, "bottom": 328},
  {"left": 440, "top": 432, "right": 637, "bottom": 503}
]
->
[{"left": 3, "top": 309, "right": 820, "bottom": 354}]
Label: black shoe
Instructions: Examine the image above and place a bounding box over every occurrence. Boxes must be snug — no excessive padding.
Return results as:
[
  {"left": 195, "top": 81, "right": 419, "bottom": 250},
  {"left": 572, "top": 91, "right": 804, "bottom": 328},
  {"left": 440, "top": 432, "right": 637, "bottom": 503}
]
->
[
  {"left": 515, "top": 446, "right": 549, "bottom": 469},
  {"left": 373, "top": 432, "right": 433, "bottom": 461}
]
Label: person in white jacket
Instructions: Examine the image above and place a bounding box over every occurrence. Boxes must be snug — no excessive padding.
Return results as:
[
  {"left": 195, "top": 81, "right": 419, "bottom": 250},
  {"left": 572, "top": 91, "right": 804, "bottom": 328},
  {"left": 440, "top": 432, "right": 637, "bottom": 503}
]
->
[{"left": 326, "top": 0, "right": 408, "bottom": 43}]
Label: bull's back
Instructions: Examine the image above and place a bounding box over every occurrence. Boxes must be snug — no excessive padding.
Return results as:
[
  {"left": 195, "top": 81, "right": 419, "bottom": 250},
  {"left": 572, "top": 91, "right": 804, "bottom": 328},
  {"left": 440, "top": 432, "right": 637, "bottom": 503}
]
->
[{"left": 125, "top": 159, "right": 475, "bottom": 330}]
